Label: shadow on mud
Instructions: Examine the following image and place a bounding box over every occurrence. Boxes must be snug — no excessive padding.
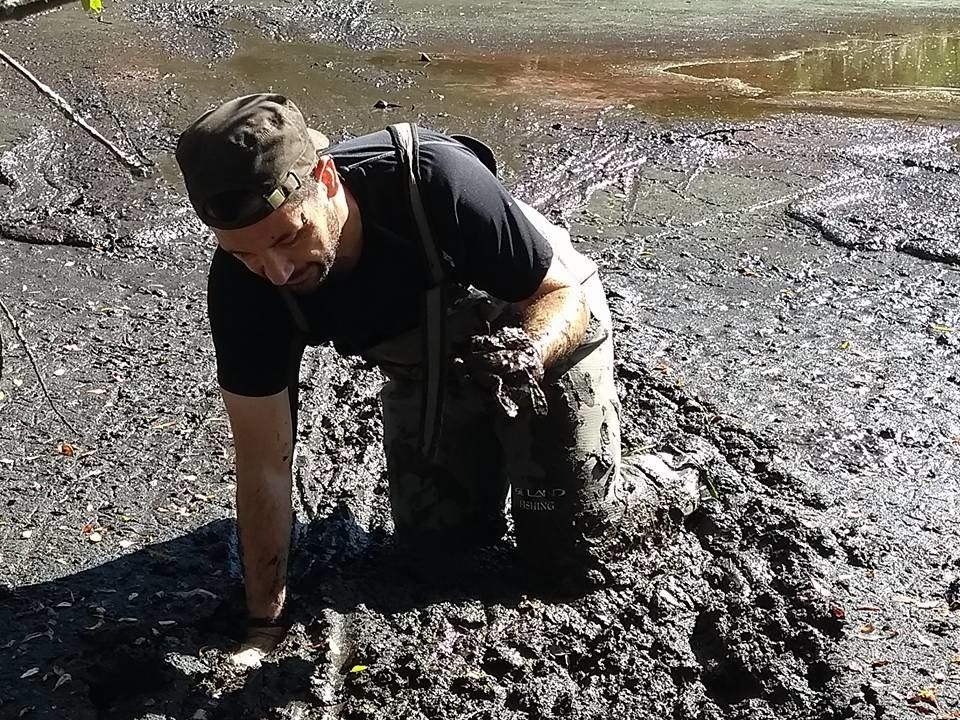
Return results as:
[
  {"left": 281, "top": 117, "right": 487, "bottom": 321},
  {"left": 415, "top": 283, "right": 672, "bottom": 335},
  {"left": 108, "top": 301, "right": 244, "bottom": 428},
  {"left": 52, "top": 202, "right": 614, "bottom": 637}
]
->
[{"left": 0, "top": 509, "right": 539, "bottom": 720}]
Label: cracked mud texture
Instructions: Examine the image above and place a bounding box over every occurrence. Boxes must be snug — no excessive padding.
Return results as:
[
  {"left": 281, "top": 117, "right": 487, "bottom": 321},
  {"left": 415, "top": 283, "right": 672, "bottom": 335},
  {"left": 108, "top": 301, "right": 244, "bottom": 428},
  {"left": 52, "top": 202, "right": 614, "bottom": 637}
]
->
[{"left": 2, "top": 2, "right": 960, "bottom": 719}]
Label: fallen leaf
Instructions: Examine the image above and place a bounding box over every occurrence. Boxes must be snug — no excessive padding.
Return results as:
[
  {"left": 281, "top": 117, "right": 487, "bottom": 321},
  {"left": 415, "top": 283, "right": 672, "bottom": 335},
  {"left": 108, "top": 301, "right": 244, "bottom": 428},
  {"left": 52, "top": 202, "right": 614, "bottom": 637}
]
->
[
  {"left": 59, "top": 443, "right": 75, "bottom": 457},
  {"left": 860, "top": 623, "right": 876, "bottom": 634},
  {"left": 20, "top": 667, "right": 39, "bottom": 679},
  {"left": 349, "top": 664, "right": 368, "bottom": 674},
  {"left": 839, "top": 340, "right": 850, "bottom": 350},
  {"left": 870, "top": 657, "right": 892, "bottom": 667},
  {"left": 53, "top": 673, "right": 71, "bottom": 690},
  {"left": 908, "top": 687, "right": 938, "bottom": 707},
  {"left": 830, "top": 606, "right": 846, "bottom": 620},
  {"left": 80, "top": 523, "right": 94, "bottom": 535}
]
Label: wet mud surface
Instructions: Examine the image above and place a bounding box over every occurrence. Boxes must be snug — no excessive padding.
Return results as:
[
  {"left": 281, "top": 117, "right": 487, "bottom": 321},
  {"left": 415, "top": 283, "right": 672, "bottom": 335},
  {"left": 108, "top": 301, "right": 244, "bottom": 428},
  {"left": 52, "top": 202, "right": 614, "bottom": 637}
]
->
[{"left": 2, "top": 2, "right": 960, "bottom": 719}]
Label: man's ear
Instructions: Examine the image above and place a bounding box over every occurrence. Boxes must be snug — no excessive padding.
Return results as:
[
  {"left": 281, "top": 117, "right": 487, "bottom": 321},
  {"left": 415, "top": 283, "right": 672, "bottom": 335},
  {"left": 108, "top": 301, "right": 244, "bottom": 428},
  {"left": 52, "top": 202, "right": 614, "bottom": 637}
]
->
[{"left": 313, "top": 156, "right": 339, "bottom": 198}]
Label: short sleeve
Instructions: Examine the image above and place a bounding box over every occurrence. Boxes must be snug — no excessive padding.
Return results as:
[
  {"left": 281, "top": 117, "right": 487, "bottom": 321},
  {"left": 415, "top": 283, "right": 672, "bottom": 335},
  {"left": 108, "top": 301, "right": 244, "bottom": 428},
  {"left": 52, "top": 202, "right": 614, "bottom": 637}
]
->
[
  {"left": 419, "top": 140, "right": 554, "bottom": 302},
  {"left": 207, "top": 247, "right": 297, "bottom": 396}
]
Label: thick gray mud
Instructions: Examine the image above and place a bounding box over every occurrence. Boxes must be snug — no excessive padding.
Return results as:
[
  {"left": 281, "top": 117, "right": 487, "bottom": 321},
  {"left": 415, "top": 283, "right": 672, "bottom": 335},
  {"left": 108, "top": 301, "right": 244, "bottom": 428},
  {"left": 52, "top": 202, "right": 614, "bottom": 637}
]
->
[{"left": 2, "top": 2, "right": 959, "bottom": 720}]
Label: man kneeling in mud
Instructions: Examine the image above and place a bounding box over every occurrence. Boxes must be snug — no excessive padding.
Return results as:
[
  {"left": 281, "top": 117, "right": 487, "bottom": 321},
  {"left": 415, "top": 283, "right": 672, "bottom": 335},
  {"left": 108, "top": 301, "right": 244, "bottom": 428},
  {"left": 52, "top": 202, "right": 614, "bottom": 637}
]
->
[{"left": 175, "top": 94, "right": 622, "bottom": 665}]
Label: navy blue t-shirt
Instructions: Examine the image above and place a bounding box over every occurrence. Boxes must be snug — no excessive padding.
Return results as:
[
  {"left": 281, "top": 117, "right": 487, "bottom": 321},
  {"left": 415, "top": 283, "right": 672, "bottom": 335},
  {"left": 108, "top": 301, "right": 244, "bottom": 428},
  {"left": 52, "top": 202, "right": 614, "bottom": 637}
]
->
[{"left": 207, "top": 128, "right": 554, "bottom": 397}]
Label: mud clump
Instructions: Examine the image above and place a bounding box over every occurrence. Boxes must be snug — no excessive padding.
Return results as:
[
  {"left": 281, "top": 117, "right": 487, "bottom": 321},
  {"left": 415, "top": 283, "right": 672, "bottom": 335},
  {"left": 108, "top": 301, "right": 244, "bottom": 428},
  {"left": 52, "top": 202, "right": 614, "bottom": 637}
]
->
[{"left": 280, "top": 364, "right": 852, "bottom": 720}]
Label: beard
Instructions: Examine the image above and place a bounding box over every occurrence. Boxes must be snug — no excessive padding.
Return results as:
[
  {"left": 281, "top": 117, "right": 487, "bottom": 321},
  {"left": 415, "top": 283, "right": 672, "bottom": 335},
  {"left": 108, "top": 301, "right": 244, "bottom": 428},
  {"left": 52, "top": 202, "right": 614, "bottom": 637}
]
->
[{"left": 285, "top": 209, "right": 342, "bottom": 295}]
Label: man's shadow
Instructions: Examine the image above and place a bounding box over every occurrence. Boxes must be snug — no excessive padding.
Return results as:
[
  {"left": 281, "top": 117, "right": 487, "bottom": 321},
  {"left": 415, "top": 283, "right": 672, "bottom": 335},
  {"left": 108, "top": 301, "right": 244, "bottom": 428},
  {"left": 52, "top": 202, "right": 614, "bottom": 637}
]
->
[{"left": 0, "top": 506, "right": 531, "bottom": 720}]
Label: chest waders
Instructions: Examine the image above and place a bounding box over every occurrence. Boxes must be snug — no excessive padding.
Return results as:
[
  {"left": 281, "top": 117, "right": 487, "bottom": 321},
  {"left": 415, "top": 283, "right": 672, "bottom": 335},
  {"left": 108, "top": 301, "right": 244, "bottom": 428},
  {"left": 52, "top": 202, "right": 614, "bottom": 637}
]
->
[{"left": 284, "top": 124, "right": 623, "bottom": 583}]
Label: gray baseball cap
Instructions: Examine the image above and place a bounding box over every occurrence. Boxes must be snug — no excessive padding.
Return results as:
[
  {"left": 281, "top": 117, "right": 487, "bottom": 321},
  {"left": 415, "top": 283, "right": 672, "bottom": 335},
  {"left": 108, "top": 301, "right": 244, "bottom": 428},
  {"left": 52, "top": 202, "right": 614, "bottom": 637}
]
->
[{"left": 175, "top": 93, "right": 329, "bottom": 229}]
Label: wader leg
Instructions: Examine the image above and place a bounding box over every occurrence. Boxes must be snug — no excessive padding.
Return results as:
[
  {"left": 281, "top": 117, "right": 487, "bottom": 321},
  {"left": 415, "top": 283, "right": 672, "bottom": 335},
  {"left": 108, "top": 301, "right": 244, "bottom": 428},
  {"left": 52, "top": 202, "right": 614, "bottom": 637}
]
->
[
  {"left": 500, "top": 330, "right": 622, "bottom": 587},
  {"left": 381, "top": 378, "right": 510, "bottom": 551}
]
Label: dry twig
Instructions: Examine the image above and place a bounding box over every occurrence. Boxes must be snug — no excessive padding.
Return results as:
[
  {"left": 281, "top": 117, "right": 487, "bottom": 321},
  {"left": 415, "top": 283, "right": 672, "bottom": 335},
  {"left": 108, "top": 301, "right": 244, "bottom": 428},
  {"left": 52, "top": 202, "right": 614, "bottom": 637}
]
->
[
  {"left": 0, "top": 296, "right": 79, "bottom": 436},
  {"left": 0, "top": 49, "right": 150, "bottom": 177}
]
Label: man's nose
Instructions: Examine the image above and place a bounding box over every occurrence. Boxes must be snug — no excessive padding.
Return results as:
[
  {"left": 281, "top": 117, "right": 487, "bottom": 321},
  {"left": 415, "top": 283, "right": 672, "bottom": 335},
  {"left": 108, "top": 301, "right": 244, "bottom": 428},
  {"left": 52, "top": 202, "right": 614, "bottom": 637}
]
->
[{"left": 261, "top": 250, "right": 295, "bottom": 286}]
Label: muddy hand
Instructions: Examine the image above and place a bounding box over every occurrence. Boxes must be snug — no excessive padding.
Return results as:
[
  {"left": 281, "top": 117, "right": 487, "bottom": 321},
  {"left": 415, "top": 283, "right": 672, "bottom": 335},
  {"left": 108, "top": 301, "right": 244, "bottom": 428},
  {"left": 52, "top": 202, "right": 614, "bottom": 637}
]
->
[
  {"left": 457, "top": 327, "right": 548, "bottom": 417},
  {"left": 229, "top": 620, "right": 288, "bottom": 669}
]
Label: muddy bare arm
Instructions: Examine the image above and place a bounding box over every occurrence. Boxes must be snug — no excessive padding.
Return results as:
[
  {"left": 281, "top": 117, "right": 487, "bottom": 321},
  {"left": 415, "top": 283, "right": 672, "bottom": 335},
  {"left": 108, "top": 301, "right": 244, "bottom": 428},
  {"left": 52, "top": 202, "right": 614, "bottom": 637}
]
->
[
  {"left": 221, "top": 388, "right": 294, "bottom": 624},
  {"left": 515, "top": 254, "right": 589, "bottom": 369}
]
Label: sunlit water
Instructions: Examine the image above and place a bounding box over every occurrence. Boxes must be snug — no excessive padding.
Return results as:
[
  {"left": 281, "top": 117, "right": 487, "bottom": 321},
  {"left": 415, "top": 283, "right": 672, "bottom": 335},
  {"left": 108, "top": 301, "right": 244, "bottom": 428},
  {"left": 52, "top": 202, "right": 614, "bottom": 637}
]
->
[
  {"left": 10, "top": 0, "right": 960, "bottom": 122},
  {"left": 382, "top": 0, "right": 960, "bottom": 117},
  {"left": 669, "top": 33, "right": 960, "bottom": 93},
  {"left": 394, "top": 0, "right": 960, "bottom": 50}
]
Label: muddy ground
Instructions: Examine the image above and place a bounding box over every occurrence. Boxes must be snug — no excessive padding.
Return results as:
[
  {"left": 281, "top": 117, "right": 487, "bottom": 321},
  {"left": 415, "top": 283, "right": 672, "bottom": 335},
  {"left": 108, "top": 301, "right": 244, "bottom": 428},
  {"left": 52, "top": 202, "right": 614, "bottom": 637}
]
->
[{"left": 1, "top": 2, "right": 959, "bottom": 719}]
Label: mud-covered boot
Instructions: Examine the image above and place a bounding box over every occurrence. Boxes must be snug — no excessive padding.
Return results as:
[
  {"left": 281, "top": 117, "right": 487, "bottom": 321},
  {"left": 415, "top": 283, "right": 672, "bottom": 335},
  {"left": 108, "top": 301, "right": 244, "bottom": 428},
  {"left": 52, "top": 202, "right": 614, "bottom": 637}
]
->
[{"left": 504, "top": 330, "right": 625, "bottom": 594}]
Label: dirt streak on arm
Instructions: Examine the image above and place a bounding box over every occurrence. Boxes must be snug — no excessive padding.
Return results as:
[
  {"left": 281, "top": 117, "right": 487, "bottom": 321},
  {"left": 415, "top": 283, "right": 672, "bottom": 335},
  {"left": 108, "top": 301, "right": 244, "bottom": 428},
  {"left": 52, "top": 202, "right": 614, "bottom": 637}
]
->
[
  {"left": 222, "top": 388, "right": 294, "bottom": 621},
  {"left": 516, "top": 256, "right": 589, "bottom": 369}
]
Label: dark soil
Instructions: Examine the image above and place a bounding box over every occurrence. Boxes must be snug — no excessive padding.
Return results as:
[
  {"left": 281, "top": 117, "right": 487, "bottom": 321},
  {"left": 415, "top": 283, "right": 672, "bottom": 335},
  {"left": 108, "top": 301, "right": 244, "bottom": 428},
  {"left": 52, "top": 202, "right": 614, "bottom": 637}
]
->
[{"left": 1, "top": 2, "right": 958, "bottom": 720}]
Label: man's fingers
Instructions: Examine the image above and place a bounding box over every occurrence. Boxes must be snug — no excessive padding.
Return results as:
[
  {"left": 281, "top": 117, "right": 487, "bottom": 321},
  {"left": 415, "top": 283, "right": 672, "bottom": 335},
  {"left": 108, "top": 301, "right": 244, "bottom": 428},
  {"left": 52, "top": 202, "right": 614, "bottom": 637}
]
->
[
  {"left": 524, "top": 370, "right": 549, "bottom": 416},
  {"left": 475, "top": 372, "right": 519, "bottom": 417}
]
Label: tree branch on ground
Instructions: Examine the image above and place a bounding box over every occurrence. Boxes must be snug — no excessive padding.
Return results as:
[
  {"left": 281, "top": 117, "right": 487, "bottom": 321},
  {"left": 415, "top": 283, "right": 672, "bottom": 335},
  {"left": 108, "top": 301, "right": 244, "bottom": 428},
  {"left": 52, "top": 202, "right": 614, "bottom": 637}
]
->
[
  {"left": 0, "top": 49, "right": 151, "bottom": 177},
  {"left": 0, "top": 296, "right": 80, "bottom": 437}
]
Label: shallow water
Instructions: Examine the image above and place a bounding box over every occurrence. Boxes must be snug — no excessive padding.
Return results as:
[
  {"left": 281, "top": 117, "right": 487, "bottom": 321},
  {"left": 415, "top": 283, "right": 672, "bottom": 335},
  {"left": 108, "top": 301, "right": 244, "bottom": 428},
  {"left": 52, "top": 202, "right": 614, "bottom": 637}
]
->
[
  {"left": 382, "top": 0, "right": 960, "bottom": 118},
  {"left": 394, "top": 0, "right": 960, "bottom": 51},
  {"left": 669, "top": 32, "right": 960, "bottom": 94},
  {"left": 8, "top": 0, "right": 960, "bottom": 130},
  {"left": 361, "top": 30, "right": 960, "bottom": 119}
]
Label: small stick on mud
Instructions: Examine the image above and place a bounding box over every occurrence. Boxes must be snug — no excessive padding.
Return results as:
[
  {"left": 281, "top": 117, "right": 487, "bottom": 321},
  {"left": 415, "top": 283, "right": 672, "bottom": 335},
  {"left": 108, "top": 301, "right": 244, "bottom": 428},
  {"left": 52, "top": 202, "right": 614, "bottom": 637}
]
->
[
  {"left": 680, "top": 157, "right": 706, "bottom": 196},
  {"left": 0, "top": 49, "right": 150, "bottom": 177},
  {"left": 0, "top": 296, "right": 80, "bottom": 437}
]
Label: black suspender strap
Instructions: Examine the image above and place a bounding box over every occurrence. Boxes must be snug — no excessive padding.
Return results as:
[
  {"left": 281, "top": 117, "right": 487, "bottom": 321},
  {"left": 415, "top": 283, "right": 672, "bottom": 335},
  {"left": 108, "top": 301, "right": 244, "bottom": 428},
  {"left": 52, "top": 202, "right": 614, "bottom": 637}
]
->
[{"left": 387, "top": 122, "right": 448, "bottom": 460}]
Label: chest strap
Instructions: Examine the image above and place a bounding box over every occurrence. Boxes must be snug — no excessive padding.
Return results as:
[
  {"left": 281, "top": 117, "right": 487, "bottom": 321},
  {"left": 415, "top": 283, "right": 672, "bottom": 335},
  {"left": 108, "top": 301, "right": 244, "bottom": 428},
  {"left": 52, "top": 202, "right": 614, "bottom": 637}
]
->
[{"left": 387, "top": 122, "right": 448, "bottom": 460}]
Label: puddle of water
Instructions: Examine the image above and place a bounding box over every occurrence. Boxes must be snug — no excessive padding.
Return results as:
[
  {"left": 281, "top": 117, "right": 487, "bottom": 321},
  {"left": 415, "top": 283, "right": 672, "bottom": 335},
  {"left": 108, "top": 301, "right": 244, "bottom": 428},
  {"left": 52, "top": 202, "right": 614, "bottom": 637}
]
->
[
  {"left": 11, "top": 0, "right": 960, "bottom": 153},
  {"left": 392, "top": 0, "right": 960, "bottom": 53},
  {"left": 668, "top": 33, "right": 960, "bottom": 95},
  {"left": 367, "top": 31, "right": 960, "bottom": 120}
]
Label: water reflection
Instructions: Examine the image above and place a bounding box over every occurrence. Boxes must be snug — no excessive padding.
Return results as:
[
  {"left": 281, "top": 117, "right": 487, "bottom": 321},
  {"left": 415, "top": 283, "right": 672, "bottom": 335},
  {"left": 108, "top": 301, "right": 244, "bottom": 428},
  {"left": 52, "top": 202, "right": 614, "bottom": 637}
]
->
[
  {"left": 667, "top": 33, "right": 960, "bottom": 94},
  {"left": 360, "top": 30, "right": 960, "bottom": 120}
]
